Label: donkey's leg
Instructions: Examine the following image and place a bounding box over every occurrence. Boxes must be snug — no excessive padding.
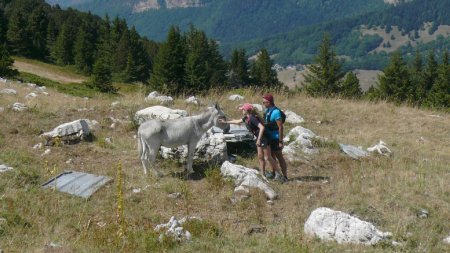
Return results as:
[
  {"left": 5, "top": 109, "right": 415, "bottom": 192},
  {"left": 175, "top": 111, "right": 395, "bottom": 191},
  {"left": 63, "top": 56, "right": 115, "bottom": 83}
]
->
[
  {"left": 147, "top": 140, "right": 164, "bottom": 178},
  {"left": 138, "top": 133, "right": 149, "bottom": 175},
  {"left": 186, "top": 141, "right": 197, "bottom": 175}
]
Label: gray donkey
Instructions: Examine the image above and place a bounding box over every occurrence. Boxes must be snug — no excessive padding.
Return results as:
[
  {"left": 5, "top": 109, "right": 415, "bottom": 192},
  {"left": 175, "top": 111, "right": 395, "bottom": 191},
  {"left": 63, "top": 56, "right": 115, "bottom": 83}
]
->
[{"left": 138, "top": 104, "right": 229, "bottom": 176}]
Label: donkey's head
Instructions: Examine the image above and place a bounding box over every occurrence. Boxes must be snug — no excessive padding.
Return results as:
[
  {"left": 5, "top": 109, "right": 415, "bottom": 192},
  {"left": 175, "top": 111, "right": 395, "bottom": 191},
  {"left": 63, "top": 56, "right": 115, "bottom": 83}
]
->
[{"left": 211, "top": 103, "right": 230, "bottom": 131}]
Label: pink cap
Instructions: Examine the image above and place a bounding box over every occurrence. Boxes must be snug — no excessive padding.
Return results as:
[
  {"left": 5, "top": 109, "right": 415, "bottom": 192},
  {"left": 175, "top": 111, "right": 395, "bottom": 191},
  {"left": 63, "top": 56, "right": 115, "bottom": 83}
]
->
[{"left": 239, "top": 103, "right": 254, "bottom": 111}]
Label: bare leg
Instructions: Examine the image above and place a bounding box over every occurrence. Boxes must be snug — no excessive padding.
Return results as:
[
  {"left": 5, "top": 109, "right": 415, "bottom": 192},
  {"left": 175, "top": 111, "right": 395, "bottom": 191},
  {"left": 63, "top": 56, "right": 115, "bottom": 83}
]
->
[
  {"left": 257, "top": 146, "right": 266, "bottom": 176},
  {"left": 274, "top": 150, "right": 287, "bottom": 178},
  {"left": 264, "top": 146, "right": 281, "bottom": 174}
]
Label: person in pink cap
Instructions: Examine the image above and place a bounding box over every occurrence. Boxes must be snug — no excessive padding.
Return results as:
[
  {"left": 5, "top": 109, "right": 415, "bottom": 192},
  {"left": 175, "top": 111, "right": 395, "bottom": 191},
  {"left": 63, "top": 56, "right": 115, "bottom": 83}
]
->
[{"left": 220, "top": 103, "right": 282, "bottom": 181}]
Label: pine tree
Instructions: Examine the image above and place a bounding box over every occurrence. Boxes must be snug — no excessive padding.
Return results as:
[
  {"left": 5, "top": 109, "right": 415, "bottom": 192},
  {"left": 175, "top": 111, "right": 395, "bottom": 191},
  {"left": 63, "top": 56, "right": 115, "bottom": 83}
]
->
[
  {"left": 150, "top": 26, "right": 186, "bottom": 95},
  {"left": 27, "top": 5, "right": 48, "bottom": 59},
  {"left": 250, "top": 48, "right": 280, "bottom": 88},
  {"left": 91, "top": 57, "right": 115, "bottom": 93},
  {"left": 206, "top": 39, "right": 227, "bottom": 88},
  {"left": 184, "top": 27, "right": 209, "bottom": 93},
  {"left": 125, "top": 27, "right": 150, "bottom": 82},
  {"left": 0, "top": 43, "right": 17, "bottom": 77},
  {"left": 6, "top": 10, "right": 29, "bottom": 56},
  {"left": 303, "top": 34, "right": 345, "bottom": 97},
  {"left": 74, "top": 26, "right": 95, "bottom": 74},
  {"left": 229, "top": 48, "right": 250, "bottom": 87},
  {"left": 52, "top": 23, "right": 73, "bottom": 65},
  {"left": 424, "top": 50, "right": 450, "bottom": 109},
  {"left": 409, "top": 51, "right": 424, "bottom": 105},
  {"left": 376, "top": 52, "right": 410, "bottom": 103},
  {"left": 419, "top": 49, "right": 438, "bottom": 102},
  {"left": 340, "top": 72, "right": 362, "bottom": 98},
  {"left": 114, "top": 29, "right": 131, "bottom": 76}
]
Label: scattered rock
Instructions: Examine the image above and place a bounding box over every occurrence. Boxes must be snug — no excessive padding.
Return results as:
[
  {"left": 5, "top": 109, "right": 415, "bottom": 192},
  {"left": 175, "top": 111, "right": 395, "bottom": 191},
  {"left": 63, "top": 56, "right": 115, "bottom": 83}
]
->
[
  {"left": 367, "top": 140, "right": 392, "bottom": 156},
  {"left": 25, "top": 92, "right": 38, "bottom": 99},
  {"left": 41, "top": 149, "right": 51, "bottom": 156},
  {"left": 145, "top": 91, "right": 173, "bottom": 105},
  {"left": 27, "top": 83, "right": 37, "bottom": 88},
  {"left": 111, "top": 101, "right": 120, "bottom": 107},
  {"left": 252, "top": 103, "right": 264, "bottom": 112},
  {"left": 417, "top": 209, "right": 429, "bottom": 219},
  {"left": 304, "top": 207, "right": 392, "bottom": 245},
  {"left": 33, "top": 143, "right": 43, "bottom": 149},
  {"left": 168, "top": 192, "right": 181, "bottom": 199},
  {"left": 282, "top": 126, "right": 318, "bottom": 161},
  {"left": 0, "top": 164, "right": 13, "bottom": 173},
  {"left": 41, "top": 119, "right": 93, "bottom": 145},
  {"left": 228, "top": 94, "right": 244, "bottom": 101},
  {"left": 443, "top": 234, "right": 450, "bottom": 244},
  {"left": 221, "top": 161, "right": 277, "bottom": 200},
  {"left": 154, "top": 216, "right": 201, "bottom": 242},
  {"left": 285, "top": 110, "right": 305, "bottom": 124},
  {"left": 185, "top": 96, "right": 199, "bottom": 105},
  {"left": 0, "top": 88, "right": 17, "bottom": 95},
  {"left": 134, "top": 105, "right": 188, "bottom": 125},
  {"left": 65, "top": 159, "right": 73, "bottom": 164},
  {"left": 0, "top": 107, "right": 4, "bottom": 113},
  {"left": 105, "top": 137, "right": 113, "bottom": 144},
  {"left": 233, "top": 185, "right": 250, "bottom": 202},
  {"left": 132, "top": 188, "right": 142, "bottom": 194},
  {"left": 247, "top": 224, "right": 267, "bottom": 235},
  {"left": 11, "top": 102, "right": 27, "bottom": 112}
]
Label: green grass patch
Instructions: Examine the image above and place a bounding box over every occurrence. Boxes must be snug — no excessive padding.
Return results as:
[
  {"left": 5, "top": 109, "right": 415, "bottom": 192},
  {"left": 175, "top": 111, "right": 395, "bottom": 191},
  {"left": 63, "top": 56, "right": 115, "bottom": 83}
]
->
[{"left": 17, "top": 72, "right": 99, "bottom": 98}]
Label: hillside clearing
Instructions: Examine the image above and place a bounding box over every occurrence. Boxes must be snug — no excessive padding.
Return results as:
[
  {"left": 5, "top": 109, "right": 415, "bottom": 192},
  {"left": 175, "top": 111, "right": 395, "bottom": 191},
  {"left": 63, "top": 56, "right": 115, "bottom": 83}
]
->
[
  {"left": 13, "top": 58, "right": 87, "bottom": 84},
  {"left": 0, "top": 79, "right": 449, "bottom": 252}
]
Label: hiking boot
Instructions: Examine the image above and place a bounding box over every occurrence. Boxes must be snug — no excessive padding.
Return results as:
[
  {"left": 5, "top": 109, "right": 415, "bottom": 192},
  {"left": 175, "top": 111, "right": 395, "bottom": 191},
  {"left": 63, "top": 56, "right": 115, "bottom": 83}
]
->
[
  {"left": 274, "top": 173, "right": 285, "bottom": 183},
  {"left": 264, "top": 171, "right": 275, "bottom": 179}
]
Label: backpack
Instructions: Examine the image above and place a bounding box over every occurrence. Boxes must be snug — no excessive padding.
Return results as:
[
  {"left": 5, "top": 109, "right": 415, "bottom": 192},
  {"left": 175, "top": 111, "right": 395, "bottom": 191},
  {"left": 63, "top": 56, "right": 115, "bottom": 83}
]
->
[{"left": 264, "top": 107, "right": 286, "bottom": 130}]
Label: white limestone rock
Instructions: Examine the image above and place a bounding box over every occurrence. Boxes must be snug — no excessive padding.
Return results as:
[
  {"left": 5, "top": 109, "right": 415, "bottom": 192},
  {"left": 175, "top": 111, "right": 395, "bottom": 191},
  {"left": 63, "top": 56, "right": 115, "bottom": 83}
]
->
[
  {"left": 285, "top": 110, "right": 305, "bottom": 124},
  {"left": 154, "top": 216, "right": 200, "bottom": 242},
  {"left": 160, "top": 129, "right": 228, "bottom": 163},
  {"left": 41, "top": 119, "right": 93, "bottom": 144},
  {"left": 0, "top": 88, "right": 17, "bottom": 95},
  {"left": 339, "top": 144, "right": 369, "bottom": 159},
  {"left": 443, "top": 234, "right": 450, "bottom": 244},
  {"left": 252, "top": 103, "right": 264, "bottom": 112},
  {"left": 228, "top": 94, "right": 244, "bottom": 101},
  {"left": 185, "top": 96, "right": 199, "bottom": 105},
  {"left": 11, "top": 103, "right": 27, "bottom": 112},
  {"left": 0, "top": 164, "right": 13, "bottom": 173},
  {"left": 145, "top": 91, "right": 174, "bottom": 105},
  {"left": 221, "top": 161, "right": 277, "bottom": 200},
  {"left": 304, "top": 207, "right": 392, "bottom": 245},
  {"left": 134, "top": 105, "right": 188, "bottom": 125},
  {"left": 282, "top": 126, "right": 318, "bottom": 160},
  {"left": 25, "top": 92, "right": 38, "bottom": 99},
  {"left": 367, "top": 140, "right": 392, "bottom": 156}
]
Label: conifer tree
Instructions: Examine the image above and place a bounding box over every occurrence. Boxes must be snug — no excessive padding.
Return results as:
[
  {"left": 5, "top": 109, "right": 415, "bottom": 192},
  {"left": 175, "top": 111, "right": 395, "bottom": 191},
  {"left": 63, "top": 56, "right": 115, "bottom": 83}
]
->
[
  {"left": 206, "top": 39, "right": 227, "bottom": 88},
  {"left": 125, "top": 27, "right": 150, "bottom": 82},
  {"left": 6, "top": 10, "right": 29, "bottom": 56},
  {"left": 114, "top": 29, "right": 130, "bottom": 76},
  {"left": 150, "top": 26, "right": 186, "bottom": 95},
  {"left": 409, "top": 51, "right": 424, "bottom": 104},
  {"left": 303, "top": 34, "right": 345, "bottom": 97},
  {"left": 340, "top": 72, "right": 362, "bottom": 98},
  {"left": 27, "top": 5, "right": 48, "bottom": 58},
  {"left": 419, "top": 49, "right": 438, "bottom": 102},
  {"left": 184, "top": 27, "right": 209, "bottom": 93},
  {"left": 74, "top": 26, "right": 95, "bottom": 74},
  {"left": 376, "top": 52, "right": 410, "bottom": 103},
  {"left": 0, "top": 43, "right": 17, "bottom": 77},
  {"left": 250, "top": 48, "right": 280, "bottom": 88},
  {"left": 52, "top": 22, "right": 74, "bottom": 65},
  {"left": 91, "top": 57, "right": 115, "bottom": 93},
  {"left": 229, "top": 48, "right": 250, "bottom": 87},
  {"left": 424, "top": 50, "right": 450, "bottom": 108}
]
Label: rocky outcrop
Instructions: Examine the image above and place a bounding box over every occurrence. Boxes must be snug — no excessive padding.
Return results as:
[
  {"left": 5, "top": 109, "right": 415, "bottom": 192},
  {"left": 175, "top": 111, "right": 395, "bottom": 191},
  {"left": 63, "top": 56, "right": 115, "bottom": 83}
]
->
[
  {"left": 134, "top": 105, "right": 188, "bottom": 125},
  {"left": 41, "top": 119, "right": 94, "bottom": 145},
  {"left": 304, "top": 207, "right": 392, "bottom": 245},
  {"left": 221, "top": 161, "right": 277, "bottom": 200}
]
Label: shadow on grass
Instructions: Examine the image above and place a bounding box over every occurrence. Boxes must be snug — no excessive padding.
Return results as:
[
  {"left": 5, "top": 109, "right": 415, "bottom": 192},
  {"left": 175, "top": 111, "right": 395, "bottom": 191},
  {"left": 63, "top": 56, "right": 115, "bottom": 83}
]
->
[{"left": 291, "top": 175, "right": 330, "bottom": 182}]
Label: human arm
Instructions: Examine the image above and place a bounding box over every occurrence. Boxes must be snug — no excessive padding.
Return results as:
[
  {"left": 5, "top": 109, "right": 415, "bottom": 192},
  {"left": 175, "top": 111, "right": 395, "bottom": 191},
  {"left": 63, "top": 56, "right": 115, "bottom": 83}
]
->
[
  {"left": 219, "top": 119, "right": 242, "bottom": 124},
  {"left": 276, "top": 119, "right": 284, "bottom": 148},
  {"left": 256, "top": 123, "right": 265, "bottom": 146}
]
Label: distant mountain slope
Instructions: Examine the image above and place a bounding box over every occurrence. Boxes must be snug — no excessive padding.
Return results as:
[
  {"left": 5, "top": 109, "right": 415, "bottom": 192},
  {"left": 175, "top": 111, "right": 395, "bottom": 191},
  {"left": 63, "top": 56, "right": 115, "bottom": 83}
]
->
[{"left": 46, "top": 0, "right": 388, "bottom": 43}]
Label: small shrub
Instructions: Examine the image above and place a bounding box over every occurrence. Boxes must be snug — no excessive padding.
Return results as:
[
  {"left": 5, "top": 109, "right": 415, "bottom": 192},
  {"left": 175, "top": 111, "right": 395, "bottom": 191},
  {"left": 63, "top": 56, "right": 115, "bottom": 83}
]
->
[{"left": 182, "top": 219, "right": 221, "bottom": 238}]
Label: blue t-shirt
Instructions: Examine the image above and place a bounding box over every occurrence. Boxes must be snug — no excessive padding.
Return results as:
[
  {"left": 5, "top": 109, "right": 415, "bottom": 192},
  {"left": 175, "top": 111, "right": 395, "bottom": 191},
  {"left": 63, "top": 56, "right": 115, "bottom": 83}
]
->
[{"left": 264, "top": 107, "right": 282, "bottom": 140}]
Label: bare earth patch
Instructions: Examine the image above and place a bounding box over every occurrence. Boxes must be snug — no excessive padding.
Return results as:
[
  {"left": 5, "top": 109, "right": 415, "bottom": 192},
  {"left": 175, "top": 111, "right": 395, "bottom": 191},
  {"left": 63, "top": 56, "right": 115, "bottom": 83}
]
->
[{"left": 13, "top": 60, "right": 87, "bottom": 84}]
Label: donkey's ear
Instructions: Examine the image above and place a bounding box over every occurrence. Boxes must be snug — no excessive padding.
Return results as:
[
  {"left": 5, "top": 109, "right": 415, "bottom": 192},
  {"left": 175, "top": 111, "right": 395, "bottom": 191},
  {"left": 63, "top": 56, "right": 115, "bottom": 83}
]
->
[{"left": 214, "top": 103, "right": 220, "bottom": 110}]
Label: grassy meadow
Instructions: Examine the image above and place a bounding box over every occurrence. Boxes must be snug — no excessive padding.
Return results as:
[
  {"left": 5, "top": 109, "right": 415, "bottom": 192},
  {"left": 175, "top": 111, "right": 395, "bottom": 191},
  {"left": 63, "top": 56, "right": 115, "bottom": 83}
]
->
[{"left": 0, "top": 73, "right": 449, "bottom": 252}]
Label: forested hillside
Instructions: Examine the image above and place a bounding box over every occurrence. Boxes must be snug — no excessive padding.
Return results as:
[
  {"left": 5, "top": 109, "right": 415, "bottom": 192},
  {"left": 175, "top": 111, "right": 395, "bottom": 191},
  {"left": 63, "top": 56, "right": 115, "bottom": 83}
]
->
[{"left": 47, "top": 0, "right": 450, "bottom": 69}]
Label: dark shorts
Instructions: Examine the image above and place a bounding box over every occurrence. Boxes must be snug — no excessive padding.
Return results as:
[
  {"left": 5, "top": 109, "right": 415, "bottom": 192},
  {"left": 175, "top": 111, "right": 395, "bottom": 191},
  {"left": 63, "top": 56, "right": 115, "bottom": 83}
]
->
[
  {"left": 268, "top": 138, "right": 282, "bottom": 151},
  {"left": 256, "top": 137, "right": 269, "bottom": 148}
]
